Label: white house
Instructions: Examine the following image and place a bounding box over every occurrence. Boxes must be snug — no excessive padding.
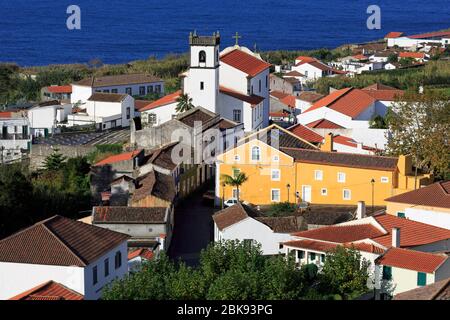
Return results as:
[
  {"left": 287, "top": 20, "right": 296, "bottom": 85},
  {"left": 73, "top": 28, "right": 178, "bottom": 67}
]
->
[
  {"left": 71, "top": 73, "right": 164, "bottom": 105},
  {"left": 386, "top": 30, "right": 450, "bottom": 49},
  {"left": 0, "top": 215, "right": 129, "bottom": 300},
  {"left": 291, "top": 56, "right": 342, "bottom": 81},
  {"left": 0, "top": 114, "right": 31, "bottom": 162},
  {"left": 212, "top": 202, "right": 304, "bottom": 255},
  {"left": 385, "top": 180, "right": 450, "bottom": 230},
  {"left": 281, "top": 205, "right": 450, "bottom": 299},
  {"left": 140, "top": 31, "right": 271, "bottom": 132},
  {"left": 27, "top": 103, "right": 73, "bottom": 137},
  {"left": 67, "top": 92, "right": 134, "bottom": 129}
]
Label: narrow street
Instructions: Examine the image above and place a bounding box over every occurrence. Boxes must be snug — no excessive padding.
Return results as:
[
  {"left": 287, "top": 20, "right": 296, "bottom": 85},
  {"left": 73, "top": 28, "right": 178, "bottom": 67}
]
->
[{"left": 168, "top": 189, "right": 215, "bottom": 266}]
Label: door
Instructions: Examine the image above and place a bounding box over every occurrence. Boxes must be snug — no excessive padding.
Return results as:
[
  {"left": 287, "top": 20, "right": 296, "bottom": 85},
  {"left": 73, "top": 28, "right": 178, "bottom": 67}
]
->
[{"left": 302, "top": 185, "right": 312, "bottom": 202}]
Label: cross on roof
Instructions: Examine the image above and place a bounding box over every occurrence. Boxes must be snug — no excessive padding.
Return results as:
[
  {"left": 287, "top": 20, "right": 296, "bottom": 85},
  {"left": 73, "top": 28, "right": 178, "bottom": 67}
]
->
[{"left": 232, "top": 32, "right": 242, "bottom": 46}]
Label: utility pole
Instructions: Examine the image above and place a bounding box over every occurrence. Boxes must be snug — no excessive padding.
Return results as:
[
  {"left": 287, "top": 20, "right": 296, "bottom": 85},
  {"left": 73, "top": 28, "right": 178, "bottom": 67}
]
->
[{"left": 371, "top": 178, "right": 375, "bottom": 213}]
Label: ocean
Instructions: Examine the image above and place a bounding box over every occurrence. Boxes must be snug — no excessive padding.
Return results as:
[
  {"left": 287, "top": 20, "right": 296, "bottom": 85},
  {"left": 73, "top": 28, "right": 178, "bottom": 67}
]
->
[{"left": 0, "top": 0, "right": 449, "bottom": 66}]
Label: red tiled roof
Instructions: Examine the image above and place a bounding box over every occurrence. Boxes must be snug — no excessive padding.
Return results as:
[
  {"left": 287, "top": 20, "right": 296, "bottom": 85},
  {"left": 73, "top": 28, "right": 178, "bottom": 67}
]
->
[
  {"left": 385, "top": 32, "right": 404, "bottom": 39},
  {"left": 373, "top": 214, "right": 450, "bottom": 248},
  {"left": 295, "top": 56, "right": 316, "bottom": 63},
  {"left": 9, "top": 281, "right": 84, "bottom": 300},
  {"left": 288, "top": 123, "right": 324, "bottom": 144},
  {"left": 304, "top": 88, "right": 375, "bottom": 118},
  {"left": 135, "top": 99, "right": 153, "bottom": 111},
  {"left": 219, "top": 86, "right": 264, "bottom": 106},
  {"left": 0, "top": 215, "right": 130, "bottom": 267},
  {"left": 94, "top": 150, "right": 142, "bottom": 166},
  {"left": 0, "top": 111, "right": 12, "bottom": 118},
  {"left": 128, "top": 248, "right": 154, "bottom": 261},
  {"left": 384, "top": 181, "right": 450, "bottom": 209},
  {"left": 352, "top": 54, "right": 369, "bottom": 61},
  {"left": 296, "top": 91, "right": 324, "bottom": 103},
  {"left": 409, "top": 31, "right": 450, "bottom": 39},
  {"left": 284, "top": 70, "right": 304, "bottom": 77},
  {"left": 280, "top": 95, "right": 296, "bottom": 108},
  {"left": 270, "top": 112, "right": 290, "bottom": 117},
  {"left": 283, "top": 239, "right": 384, "bottom": 254},
  {"left": 333, "top": 135, "right": 359, "bottom": 148},
  {"left": 306, "top": 119, "right": 344, "bottom": 129},
  {"left": 362, "top": 89, "right": 404, "bottom": 101},
  {"left": 270, "top": 90, "right": 290, "bottom": 100},
  {"left": 220, "top": 49, "right": 271, "bottom": 77},
  {"left": 139, "top": 90, "right": 181, "bottom": 112},
  {"left": 376, "top": 247, "right": 447, "bottom": 273},
  {"left": 46, "top": 85, "right": 72, "bottom": 94},
  {"left": 291, "top": 224, "right": 385, "bottom": 243},
  {"left": 363, "top": 83, "right": 399, "bottom": 91},
  {"left": 399, "top": 52, "right": 426, "bottom": 59}
]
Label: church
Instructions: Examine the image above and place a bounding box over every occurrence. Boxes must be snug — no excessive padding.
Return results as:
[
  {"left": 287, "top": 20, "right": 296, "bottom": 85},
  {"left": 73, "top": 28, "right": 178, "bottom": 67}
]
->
[{"left": 139, "top": 31, "right": 271, "bottom": 132}]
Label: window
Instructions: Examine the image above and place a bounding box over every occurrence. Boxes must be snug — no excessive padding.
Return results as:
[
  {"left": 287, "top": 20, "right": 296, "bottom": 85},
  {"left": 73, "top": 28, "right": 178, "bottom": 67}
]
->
[
  {"left": 103, "top": 89, "right": 110, "bottom": 93},
  {"left": 337, "top": 172, "right": 346, "bottom": 183},
  {"left": 125, "top": 87, "right": 132, "bottom": 95},
  {"left": 115, "top": 251, "right": 122, "bottom": 269},
  {"left": 266, "top": 75, "right": 268, "bottom": 88},
  {"left": 297, "top": 250, "right": 305, "bottom": 259},
  {"left": 111, "top": 89, "right": 118, "bottom": 93},
  {"left": 381, "top": 177, "right": 389, "bottom": 183},
  {"left": 155, "top": 85, "right": 161, "bottom": 93},
  {"left": 397, "top": 212, "right": 406, "bottom": 218},
  {"left": 273, "top": 155, "right": 279, "bottom": 162},
  {"left": 232, "top": 168, "right": 241, "bottom": 178},
  {"left": 104, "top": 258, "right": 109, "bottom": 277},
  {"left": 314, "top": 170, "right": 323, "bottom": 181},
  {"left": 417, "top": 272, "right": 427, "bottom": 286},
  {"left": 279, "top": 244, "right": 284, "bottom": 250},
  {"left": 93, "top": 266, "right": 98, "bottom": 285},
  {"left": 200, "top": 82, "right": 204, "bottom": 90},
  {"left": 243, "top": 239, "right": 253, "bottom": 248},
  {"left": 139, "top": 86, "right": 145, "bottom": 95},
  {"left": 271, "top": 189, "right": 280, "bottom": 202},
  {"left": 309, "top": 252, "right": 316, "bottom": 261},
  {"left": 148, "top": 113, "right": 157, "bottom": 125},
  {"left": 259, "top": 79, "right": 261, "bottom": 92},
  {"left": 271, "top": 169, "right": 280, "bottom": 181},
  {"left": 321, "top": 188, "right": 328, "bottom": 196},
  {"left": 126, "top": 107, "right": 131, "bottom": 119},
  {"left": 343, "top": 189, "right": 351, "bottom": 200},
  {"left": 147, "top": 85, "right": 153, "bottom": 94},
  {"left": 320, "top": 254, "right": 325, "bottom": 263},
  {"left": 199, "top": 50, "right": 206, "bottom": 63},
  {"left": 233, "top": 110, "right": 241, "bottom": 123},
  {"left": 251, "top": 146, "right": 260, "bottom": 161},
  {"left": 382, "top": 266, "right": 392, "bottom": 280},
  {"left": 234, "top": 155, "right": 240, "bottom": 161}
]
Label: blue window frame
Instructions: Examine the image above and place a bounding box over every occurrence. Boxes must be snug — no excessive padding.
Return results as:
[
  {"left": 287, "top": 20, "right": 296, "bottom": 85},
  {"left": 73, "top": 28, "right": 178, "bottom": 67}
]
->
[{"left": 382, "top": 266, "right": 392, "bottom": 280}]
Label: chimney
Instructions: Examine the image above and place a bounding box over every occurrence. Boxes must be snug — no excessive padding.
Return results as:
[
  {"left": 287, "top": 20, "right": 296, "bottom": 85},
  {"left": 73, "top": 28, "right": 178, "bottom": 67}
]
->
[
  {"left": 320, "top": 133, "right": 334, "bottom": 152},
  {"left": 356, "top": 201, "right": 366, "bottom": 219},
  {"left": 392, "top": 228, "right": 400, "bottom": 247}
]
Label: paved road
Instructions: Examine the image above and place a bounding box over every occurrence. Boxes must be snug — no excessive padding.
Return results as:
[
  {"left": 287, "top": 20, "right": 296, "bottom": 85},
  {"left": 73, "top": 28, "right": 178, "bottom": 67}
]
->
[{"left": 168, "top": 191, "right": 215, "bottom": 266}]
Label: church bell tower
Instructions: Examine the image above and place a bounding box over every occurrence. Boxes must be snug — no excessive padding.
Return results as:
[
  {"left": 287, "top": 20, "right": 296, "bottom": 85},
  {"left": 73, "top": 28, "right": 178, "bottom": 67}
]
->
[{"left": 184, "top": 31, "right": 220, "bottom": 113}]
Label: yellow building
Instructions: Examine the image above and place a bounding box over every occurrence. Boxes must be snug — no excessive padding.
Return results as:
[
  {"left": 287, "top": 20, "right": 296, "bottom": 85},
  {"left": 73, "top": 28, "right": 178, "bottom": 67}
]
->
[{"left": 216, "top": 125, "right": 431, "bottom": 206}]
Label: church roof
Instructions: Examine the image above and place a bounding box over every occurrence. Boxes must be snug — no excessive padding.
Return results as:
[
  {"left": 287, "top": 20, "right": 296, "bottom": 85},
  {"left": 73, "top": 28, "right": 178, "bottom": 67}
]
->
[{"left": 220, "top": 49, "right": 271, "bottom": 77}]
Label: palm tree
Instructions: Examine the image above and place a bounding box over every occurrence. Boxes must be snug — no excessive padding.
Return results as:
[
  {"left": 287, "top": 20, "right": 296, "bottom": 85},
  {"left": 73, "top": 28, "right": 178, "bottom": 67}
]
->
[
  {"left": 221, "top": 170, "right": 248, "bottom": 202},
  {"left": 176, "top": 93, "right": 195, "bottom": 113}
]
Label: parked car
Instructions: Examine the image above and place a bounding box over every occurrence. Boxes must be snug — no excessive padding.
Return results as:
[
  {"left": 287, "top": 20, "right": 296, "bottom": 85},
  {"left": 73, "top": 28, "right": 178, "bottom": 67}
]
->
[{"left": 223, "top": 198, "right": 239, "bottom": 207}]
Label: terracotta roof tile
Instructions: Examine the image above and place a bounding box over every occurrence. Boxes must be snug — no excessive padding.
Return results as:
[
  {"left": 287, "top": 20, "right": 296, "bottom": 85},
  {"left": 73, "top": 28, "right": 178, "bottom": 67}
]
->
[
  {"left": 362, "top": 83, "right": 399, "bottom": 91},
  {"left": 376, "top": 247, "right": 447, "bottom": 273},
  {"left": 288, "top": 123, "right": 324, "bottom": 144},
  {"left": 409, "top": 31, "right": 450, "bottom": 39},
  {"left": 399, "top": 52, "right": 426, "bottom": 59},
  {"left": 291, "top": 223, "right": 384, "bottom": 243},
  {"left": 255, "top": 216, "right": 303, "bottom": 233},
  {"left": 87, "top": 92, "right": 128, "bottom": 103},
  {"left": 139, "top": 90, "right": 181, "bottom": 112},
  {"left": 283, "top": 239, "right": 384, "bottom": 254},
  {"left": 220, "top": 49, "right": 271, "bottom": 77},
  {"left": 0, "top": 216, "right": 129, "bottom": 267},
  {"left": 127, "top": 248, "right": 154, "bottom": 261},
  {"left": 306, "top": 119, "right": 344, "bottom": 129},
  {"left": 219, "top": 86, "right": 264, "bottom": 106},
  {"left": 93, "top": 206, "right": 167, "bottom": 224},
  {"left": 385, "top": 181, "right": 450, "bottom": 209},
  {"left": 9, "top": 281, "right": 84, "bottom": 300},
  {"left": 280, "top": 95, "right": 296, "bottom": 108},
  {"left": 213, "top": 203, "right": 260, "bottom": 231},
  {"left": 385, "top": 32, "right": 404, "bottom": 39},
  {"left": 75, "top": 73, "right": 162, "bottom": 88},
  {"left": 270, "top": 91, "right": 290, "bottom": 100},
  {"left": 281, "top": 148, "right": 398, "bottom": 171},
  {"left": 296, "top": 91, "right": 324, "bottom": 103},
  {"left": 372, "top": 214, "right": 450, "bottom": 247},
  {"left": 94, "top": 150, "right": 142, "bottom": 166},
  {"left": 46, "top": 85, "right": 72, "bottom": 94},
  {"left": 394, "top": 278, "right": 450, "bottom": 300}
]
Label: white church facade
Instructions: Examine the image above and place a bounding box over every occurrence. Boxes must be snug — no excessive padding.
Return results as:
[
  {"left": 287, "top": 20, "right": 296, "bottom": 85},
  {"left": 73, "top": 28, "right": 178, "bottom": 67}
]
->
[{"left": 140, "top": 31, "right": 271, "bottom": 132}]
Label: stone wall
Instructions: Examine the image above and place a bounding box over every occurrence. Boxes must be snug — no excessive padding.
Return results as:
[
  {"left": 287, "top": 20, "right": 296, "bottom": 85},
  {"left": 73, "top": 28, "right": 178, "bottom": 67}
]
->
[{"left": 29, "top": 144, "right": 96, "bottom": 171}]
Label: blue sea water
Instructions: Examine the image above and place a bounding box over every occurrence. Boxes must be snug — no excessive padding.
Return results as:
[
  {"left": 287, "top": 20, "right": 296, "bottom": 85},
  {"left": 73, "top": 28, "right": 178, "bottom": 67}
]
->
[{"left": 0, "top": 0, "right": 449, "bottom": 66}]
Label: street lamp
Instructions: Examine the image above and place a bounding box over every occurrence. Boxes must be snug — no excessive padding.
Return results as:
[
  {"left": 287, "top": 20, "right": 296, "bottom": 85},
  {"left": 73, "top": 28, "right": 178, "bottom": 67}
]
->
[
  {"left": 370, "top": 178, "right": 375, "bottom": 213},
  {"left": 286, "top": 184, "right": 291, "bottom": 203}
]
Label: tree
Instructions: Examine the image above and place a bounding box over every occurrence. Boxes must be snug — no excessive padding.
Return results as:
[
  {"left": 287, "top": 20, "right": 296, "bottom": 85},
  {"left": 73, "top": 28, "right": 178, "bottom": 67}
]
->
[
  {"left": 220, "top": 171, "right": 248, "bottom": 201},
  {"left": 43, "top": 148, "right": 67, "bottom": 171},
  {"left": 369, "top": 115, "right": 387, "bottom": 129},
  {"left": 320, "top": 246, "right": 371, "bottom": 300},
  {"left": 386, "top": 90, "right": 450, "bottom": 179},
  {"left": 387, "top": 53, "right": 398, "bottom": 63},
  {"left": 175, "top": 93, "right": 195, "bottom": 113}
]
